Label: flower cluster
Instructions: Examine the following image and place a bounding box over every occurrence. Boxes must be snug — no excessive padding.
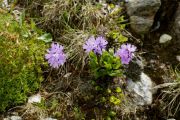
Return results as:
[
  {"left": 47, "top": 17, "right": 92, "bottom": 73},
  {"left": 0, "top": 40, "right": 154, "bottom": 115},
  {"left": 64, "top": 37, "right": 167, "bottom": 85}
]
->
[
  {"left": 115, "top": 43, "right": 136, "bottom": 64},
  {"left": 45, "top": 37, "right": 136, "bottom": 68},
  {"left": 83, "top": 36, "right": 136, "bottom": 64},
  {"left": 45, "top": 43, "right": 66, "bottom": 68},
  {"left": 83, "top": 36, "right": 108, "bottom": 54}
]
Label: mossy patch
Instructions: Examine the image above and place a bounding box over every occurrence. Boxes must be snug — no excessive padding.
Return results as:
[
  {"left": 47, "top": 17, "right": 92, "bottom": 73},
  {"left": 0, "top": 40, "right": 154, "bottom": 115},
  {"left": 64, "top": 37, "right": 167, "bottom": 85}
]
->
[{"left": 0, "top": 11, "right": 47, "bottom": 112}]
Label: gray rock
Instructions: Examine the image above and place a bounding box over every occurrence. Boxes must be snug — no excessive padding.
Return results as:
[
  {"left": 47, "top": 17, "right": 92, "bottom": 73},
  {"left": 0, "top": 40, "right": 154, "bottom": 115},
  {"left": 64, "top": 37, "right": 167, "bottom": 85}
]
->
[
  {"left": 127, "top": 72, "right": 154, "bottom": 105},
  {"left": 126, "top": 57, "right": 144, "bottom": 81},
  {"left": 130, "top": 16, "right": 154, "bottom": 34},
  {"left": 126, "top": 0, "right": 161, "bottom": 16},
  {"left": 159, "top": 34, "right": 172, "bottom": 43},
  {"left": 126, "top": 0, "right": 161, "bottom": 34}
]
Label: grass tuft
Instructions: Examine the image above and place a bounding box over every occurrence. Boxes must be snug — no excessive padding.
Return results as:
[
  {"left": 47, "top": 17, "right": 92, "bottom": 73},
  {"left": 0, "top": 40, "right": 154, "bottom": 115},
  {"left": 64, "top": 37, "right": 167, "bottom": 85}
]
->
[{"left": 160, "top": 68, "right": 180, "bottom": 117}]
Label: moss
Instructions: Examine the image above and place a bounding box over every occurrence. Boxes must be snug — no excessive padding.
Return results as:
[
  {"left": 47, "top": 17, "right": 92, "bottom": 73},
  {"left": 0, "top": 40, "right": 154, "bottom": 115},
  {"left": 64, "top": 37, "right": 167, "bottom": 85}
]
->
[{"left": 0, "top": 11, "right": 47, "bottom": 112}]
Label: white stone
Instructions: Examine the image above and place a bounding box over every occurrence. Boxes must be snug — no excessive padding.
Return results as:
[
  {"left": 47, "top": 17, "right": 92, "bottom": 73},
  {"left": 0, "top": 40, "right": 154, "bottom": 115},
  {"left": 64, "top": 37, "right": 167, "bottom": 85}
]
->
[
  {"left": 2, "top": 0, "right": 9, "bottom": 8},
  {"left": 10, "top": 116, "right": 22, "bottom": 120},
  {"left": 176, "top": 55, "right": 180, "bottom": 62},
  {"left": 127, "top": 72, "right": 153, "bottom": 105},
  {"left": 3, "top": 118, "right": 9, "bottom": 120},
  {"left": 159, "top": 34, "right": 172, "bottom": 43},
  {"left": 178, "top": 21, "right": 180, "bottom": 26},
  {"left": 28, "top": 94, "right": 41, "bottom": 103}
]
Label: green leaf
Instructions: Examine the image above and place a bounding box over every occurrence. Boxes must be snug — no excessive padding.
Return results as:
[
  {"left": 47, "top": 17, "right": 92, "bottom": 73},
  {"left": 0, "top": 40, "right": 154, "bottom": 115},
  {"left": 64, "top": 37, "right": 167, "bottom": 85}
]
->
[
  {"left": 89, "top": 51, "right": 97, "bottom": 61},
  {"left": 112, "top": 60, "right": 121, "bottom": 69},
  {"left": 89, "top": 51, "right": 98, "bottom": 69},
  {"left": 21, "top": 27, "right": 31, "bottom": 38},
  {"left": 95, "top": 86, "right": 102, "bottom": 91},
  {"left": 101, "top": 97, "right": 106, "bottom": 102},
  {"left": 115, "top": 87, "right": 122, "bottom": 93},
  {"left": 30, "top": 19, "right": 43, "bottom": 34},
  {"left": 107, "top": 89, "right": 112, "bottom": 94},
  {"left": 109, "top": 96, "right": 116, "bottom": 103},
  {"left": 118, "top": 34, "right": 128, "bottom": 43},
  {"left": 37, "top": 33, "right": 52, "bottom": 43},
  {"left": 19, "top": 10, "right": 25, "bottom": 27},
  {"left": 108, "top": 70, "right": 122, "bottom": 77},
  {"left": 113, "top": 99, "right": 121, "bottom": 105},
  {"left": 104, "top": 62, "right": 112, "bottom": 70},
  {"left": 109, "top": 111, "right": 116, "bottom": 117},
  {"left": 106, "top": 116, "right": 111, "bottom": 120},
  {"left": 22, "top": 32, "right": 29, "bottom": 38}
]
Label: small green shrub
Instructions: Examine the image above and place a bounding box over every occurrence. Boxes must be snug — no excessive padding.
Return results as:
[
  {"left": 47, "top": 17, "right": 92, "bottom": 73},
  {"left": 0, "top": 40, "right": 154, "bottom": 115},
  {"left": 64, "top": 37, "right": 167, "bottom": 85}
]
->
[
  {"left": 89, "top": 50, "right": 123, "bottom": 79},
  {"left": 88, "top": 49, "right": 124, "bottom": 118},
  {"left": 0, "top": 12, "right": 47, "bottom": 112}
]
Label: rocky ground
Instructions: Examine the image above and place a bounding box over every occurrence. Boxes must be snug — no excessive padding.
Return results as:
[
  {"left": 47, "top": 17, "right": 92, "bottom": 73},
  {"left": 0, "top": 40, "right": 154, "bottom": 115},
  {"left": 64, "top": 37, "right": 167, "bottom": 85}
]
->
[{"left": 0, "top": 0, "right": 180, "bottom": 120}]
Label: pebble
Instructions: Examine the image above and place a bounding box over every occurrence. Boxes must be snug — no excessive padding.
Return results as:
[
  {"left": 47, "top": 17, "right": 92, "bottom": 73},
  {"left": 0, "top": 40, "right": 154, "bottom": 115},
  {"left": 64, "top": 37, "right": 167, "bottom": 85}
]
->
[
  {"left": 176, "top": 55, "right": 180, "bottom": 62},
  {"left": 159, "top": 34, "right": 172, "bottom": 43},
  {"left": 28, "top": 94, "right": 41, "bottom": 103},
  {"left": 10, "top": 116, "right": 22, "bottom": 120}
]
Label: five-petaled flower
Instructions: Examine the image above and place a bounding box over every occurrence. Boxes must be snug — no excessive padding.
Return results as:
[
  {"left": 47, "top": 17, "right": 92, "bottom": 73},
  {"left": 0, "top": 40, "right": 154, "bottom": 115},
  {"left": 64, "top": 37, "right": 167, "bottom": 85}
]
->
[
  {"left": 45, "top": 43, "right": 66, "bottom": 68},
  {"left": 115, "top": 43, "right": 136, "bottom": 64},
  {"left": 83, "top": 36, "right": 108, "bottom": 54}
]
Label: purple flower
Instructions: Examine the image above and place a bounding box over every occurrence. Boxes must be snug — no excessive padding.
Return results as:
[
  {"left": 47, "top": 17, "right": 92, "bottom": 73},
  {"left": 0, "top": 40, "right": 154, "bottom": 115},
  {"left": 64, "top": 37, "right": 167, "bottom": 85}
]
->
[
  {"left": 83, "top": 36, "right": 108, "bottom": 54},
  {"left": 115, "top": 43, "right": 136, "bottom": 64},
  {"left": 94, "top": 36, "right": 108, "bottom": 54},
  {"left": 45, "top": 43, "right": 66, "bottom": 68},
  {"left": 83, "top": 36, "right": 96, "bottom": 53}
]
